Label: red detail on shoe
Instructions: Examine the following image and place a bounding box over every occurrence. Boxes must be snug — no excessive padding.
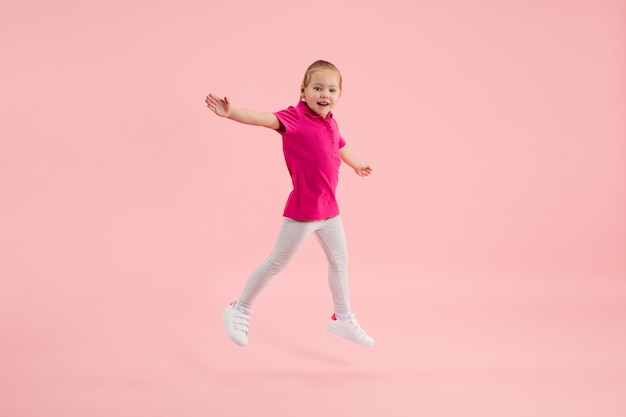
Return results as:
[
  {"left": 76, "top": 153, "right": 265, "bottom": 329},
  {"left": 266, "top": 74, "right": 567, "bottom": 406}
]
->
[{"left": 331, "top": 313, "right": 337, "bottom": 320}]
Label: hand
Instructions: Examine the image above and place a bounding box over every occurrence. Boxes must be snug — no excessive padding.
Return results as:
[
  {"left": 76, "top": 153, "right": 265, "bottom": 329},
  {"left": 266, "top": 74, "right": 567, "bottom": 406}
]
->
[
  {"left": 205, "top": 94, "right": 231, "bottom": 117},
  {"left": 354, "top": 163, "right": 372, "bottom": 177}
]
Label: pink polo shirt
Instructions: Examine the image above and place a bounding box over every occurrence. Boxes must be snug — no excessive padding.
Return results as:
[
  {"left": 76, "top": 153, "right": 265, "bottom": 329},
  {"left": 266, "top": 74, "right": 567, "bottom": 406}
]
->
[{"left": 274, "top": 101, "right": 346, "bottom": 221}]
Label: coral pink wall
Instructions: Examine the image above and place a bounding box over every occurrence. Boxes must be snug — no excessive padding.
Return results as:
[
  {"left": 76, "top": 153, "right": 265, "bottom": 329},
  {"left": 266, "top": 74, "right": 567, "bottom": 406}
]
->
[{"left": 1, "top": 1, "right": 624, "bottom": 416}]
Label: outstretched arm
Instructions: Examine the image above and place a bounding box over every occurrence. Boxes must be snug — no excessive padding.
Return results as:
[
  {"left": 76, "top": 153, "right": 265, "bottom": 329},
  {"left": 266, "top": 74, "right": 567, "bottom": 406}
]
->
[
  {"left": 205, "top": 94, "right": 280, "bottom": 130},
  {"left": 340, "top": 146, "right": 372, "bottom": 177}
]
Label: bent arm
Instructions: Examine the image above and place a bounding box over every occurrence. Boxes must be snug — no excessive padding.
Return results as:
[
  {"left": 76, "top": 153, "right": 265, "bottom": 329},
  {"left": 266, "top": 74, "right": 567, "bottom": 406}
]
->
[{"left": 340, "top": 146, "right": 372, "bottom": 177}]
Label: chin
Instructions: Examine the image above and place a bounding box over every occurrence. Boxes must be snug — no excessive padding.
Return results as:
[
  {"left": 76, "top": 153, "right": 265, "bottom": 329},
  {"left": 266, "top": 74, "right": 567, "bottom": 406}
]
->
[{"left": 319, "top": 106, "right": 332, "bottom": 113}]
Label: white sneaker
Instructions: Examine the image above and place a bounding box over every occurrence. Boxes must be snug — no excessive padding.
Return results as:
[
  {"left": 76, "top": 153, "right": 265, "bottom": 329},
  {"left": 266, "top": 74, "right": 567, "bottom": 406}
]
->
[
  {"left": 326, "top": 313, "right": 375, "bottom": 346},
  {"left": 222, "top": 303, "right": 250, "bottom": 347}
]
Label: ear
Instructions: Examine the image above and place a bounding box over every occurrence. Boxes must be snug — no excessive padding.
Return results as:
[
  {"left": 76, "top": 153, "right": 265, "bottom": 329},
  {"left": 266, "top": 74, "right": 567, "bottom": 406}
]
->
[{"left": 300, "top": 84, "right": 305, "bottom": 100}]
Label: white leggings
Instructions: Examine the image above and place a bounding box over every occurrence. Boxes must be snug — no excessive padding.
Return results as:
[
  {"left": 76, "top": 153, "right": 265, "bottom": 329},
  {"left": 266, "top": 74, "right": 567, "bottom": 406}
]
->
[{"left": 238, "top": 215, "right": 351, "bottom": 315}]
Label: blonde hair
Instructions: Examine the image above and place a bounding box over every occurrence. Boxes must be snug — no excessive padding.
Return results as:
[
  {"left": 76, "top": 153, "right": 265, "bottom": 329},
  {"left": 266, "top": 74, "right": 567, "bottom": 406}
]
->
[{"left": 300, "top": 60, "right": 342, "bottom": 99}]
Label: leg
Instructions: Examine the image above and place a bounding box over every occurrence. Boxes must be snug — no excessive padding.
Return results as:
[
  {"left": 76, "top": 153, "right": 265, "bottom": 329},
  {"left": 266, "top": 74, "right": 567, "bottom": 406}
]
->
[
  {"left": 317, "top": 216, "right": 375, "bottom": 346},
  {"left": 314, "top": 216, "right": 351, "bottom": 316},
  {"left": 237, "top": 217, "right": 315, "bottom": 309}
]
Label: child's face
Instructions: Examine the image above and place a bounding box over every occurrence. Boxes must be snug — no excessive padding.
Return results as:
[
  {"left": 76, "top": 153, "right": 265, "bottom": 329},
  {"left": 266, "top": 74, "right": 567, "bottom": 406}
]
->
[{"left": 301, "top": 69, "right": 341, "bottom": 117}]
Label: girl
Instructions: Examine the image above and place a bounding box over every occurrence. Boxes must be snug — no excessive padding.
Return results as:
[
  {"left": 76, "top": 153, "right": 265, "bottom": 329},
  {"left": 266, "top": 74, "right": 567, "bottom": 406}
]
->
[{"left": 205, "top": 60, "right": 374, "bottom": 347}]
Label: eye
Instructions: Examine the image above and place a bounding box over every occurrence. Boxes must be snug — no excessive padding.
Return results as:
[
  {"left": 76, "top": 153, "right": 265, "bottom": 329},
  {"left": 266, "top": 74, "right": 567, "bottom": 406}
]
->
[
  {"left": 314, "top": 86, "right": 321, "bottom": 91},
  {"left": 330, "top": 89, "right": 337, "bottom": 93}
]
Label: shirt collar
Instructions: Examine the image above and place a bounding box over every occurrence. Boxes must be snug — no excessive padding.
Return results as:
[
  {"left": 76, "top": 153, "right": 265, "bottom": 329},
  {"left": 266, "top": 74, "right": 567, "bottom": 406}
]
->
[{"left": 297, "top": 100, "right": 333, "bottom": 120}]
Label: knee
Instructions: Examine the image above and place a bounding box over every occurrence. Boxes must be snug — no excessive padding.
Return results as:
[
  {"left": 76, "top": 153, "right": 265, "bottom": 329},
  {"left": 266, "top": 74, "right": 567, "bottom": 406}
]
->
[
  {"left": 264, "top": 250, "right": 292, "bottom": 273},
  {"left": 327, "top": 253, "right": 348, "bottom": 271}
]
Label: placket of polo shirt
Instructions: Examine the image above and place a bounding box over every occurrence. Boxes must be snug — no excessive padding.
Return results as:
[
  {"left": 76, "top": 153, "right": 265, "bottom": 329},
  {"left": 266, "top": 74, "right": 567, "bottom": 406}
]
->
[{"left": 324, "top": 116, "right": 335, "bottom": 146}]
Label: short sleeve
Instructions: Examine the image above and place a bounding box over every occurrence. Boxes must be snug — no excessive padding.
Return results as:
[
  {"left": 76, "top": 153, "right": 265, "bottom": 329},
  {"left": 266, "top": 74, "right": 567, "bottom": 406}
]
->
[
  {"left": 274, "top": 106, "right": 300, "bottom": 134},
  {"left": 339, "top": 137, "right": 346, "bottom": 149}
]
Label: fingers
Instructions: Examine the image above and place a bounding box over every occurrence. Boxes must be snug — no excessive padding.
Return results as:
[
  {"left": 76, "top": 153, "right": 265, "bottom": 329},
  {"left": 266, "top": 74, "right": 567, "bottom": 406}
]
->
[
  {"left": 205, "top": 94, "right": 219, "bottom": 106},
  {"left": 205, "top": 96, "right": 216, "bottom": 111},
  {"left": 357, "top": 165, "right": 372, "bottom": 177},
  {"left": 205, "top": 94, "right": 227, "bottom": 114},
  {"left": 205, "top": 94, "right": 225, "bottom": 105}
]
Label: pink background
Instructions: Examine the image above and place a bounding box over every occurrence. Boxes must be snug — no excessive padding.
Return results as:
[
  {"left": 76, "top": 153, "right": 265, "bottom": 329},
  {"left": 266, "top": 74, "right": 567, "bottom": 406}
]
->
[{"left": 2, "top": 0, "right": 625, "bottom": 416}]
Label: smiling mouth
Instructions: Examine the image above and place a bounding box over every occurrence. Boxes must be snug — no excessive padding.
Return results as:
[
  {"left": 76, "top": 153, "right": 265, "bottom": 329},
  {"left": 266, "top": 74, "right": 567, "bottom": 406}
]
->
[{"left": 317, "top": 102, "right": 329, "bottom": 107}]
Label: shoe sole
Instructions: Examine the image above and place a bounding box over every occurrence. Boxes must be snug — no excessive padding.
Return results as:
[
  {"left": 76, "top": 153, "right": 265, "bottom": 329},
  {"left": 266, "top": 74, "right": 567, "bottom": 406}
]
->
[
  {"left": 222, "top": 307, "right": 247, "bottom": 347},
  {"left": 326, "top": 324, "right": 375, "bottom": 346}
]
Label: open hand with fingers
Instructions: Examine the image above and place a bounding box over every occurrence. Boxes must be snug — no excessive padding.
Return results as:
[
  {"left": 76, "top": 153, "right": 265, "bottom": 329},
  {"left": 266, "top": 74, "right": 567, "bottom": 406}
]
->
[{"left": 205, "top": 94, "right": 231, "bottom": 118}]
